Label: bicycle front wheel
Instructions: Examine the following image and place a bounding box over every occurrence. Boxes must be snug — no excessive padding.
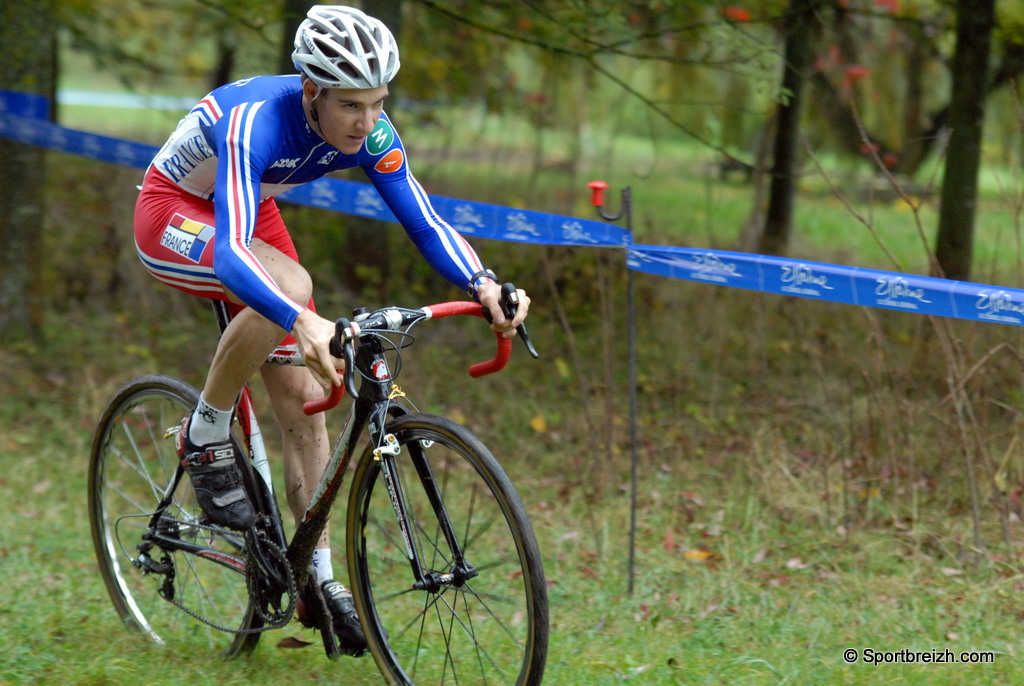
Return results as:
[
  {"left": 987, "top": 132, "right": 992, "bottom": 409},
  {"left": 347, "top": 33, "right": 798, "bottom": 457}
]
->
[
  {"left": 88, "top": 375, "right": 259, "bottom": 656},
  {"left": 347, "top": 413, "right": 549, "bottom": 685}
]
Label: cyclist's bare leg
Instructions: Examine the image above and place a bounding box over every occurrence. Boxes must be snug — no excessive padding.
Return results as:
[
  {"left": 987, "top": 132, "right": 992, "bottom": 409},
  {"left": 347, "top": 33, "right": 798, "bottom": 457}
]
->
[
  {"left": 261, "top": 363, "right": 332, "bottom": 548},
  {"left": 263, "top": 365, "right": 362, "bottom": 650},
  {"left": 200, "top": 240, "right": 313, "bottom": 412},
  {"left": 198, "top": 240, "right": 332, "bottom": 548}
]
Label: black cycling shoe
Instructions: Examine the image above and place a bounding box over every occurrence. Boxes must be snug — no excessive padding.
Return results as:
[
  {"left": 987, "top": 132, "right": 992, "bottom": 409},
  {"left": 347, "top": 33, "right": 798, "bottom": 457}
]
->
[
  {"left": 298, "top": 580, "right": 368, "bottom": 655},
  {"left": 322, "top": 580, "right": 368, "bottom": 653},
  {"left": 175, "top": 416, "right": 256, "bottom": 530}
]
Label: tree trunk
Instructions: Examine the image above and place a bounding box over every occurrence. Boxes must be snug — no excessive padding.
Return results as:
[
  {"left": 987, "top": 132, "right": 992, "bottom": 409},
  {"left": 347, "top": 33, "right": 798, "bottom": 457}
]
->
[
  {"left": 896, "top": 20, "right": 929, "bottom": 176},
  {"left": 934, "top": 0, "right": 995, "bottom": 281},
  {"left": 759, "top": 0, "right": 821, "bottom": 256},
  {"left": 362, "top": 0, "right": 404, "bottom": 37},
  {"left": 279, "top": 0, "right": 311, "bottom": 74},
  {"left": 210, "top": 32, "right": 236, "bottom": 91},
  {"left": 345, "top": 0, "right": 404, "bottom": 297},
  {"left": 0, "top": 0, "right": 57, "bottom": 338},
  {"left": 362, "top": 0, "right": 404, "bottom": 101}
]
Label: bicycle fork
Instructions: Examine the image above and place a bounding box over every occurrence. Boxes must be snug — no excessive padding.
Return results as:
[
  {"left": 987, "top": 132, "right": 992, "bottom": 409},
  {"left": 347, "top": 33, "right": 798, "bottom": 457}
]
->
[{"left": 375, "top": 432, "right": 479, "bottom": 593}]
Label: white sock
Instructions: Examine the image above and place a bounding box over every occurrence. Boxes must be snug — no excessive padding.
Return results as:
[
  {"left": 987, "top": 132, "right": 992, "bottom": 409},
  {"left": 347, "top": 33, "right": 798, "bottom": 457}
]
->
[
  {"left": 188, "top": 393, "right": 233, "bottom": 446},
  {"left": 311, "top": 548, "right": 335, "bottom": 585}
]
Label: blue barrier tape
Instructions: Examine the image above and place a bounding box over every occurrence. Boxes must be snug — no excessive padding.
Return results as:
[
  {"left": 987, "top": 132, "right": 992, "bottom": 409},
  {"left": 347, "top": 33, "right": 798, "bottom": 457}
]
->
[
  {"left": 0, "top": 109, "right": 158, "bottom": 168},
  {"left": 0, "top": 95, "right": 629, "bottom": 248},
  {"left": 278, "top": 179, "right": 630, "bottom": 247},
  {"left": 630, "top": 245, "right": 1024, "bottom": 326},
  {"left": 0, "top": 90, "right": 50, "bottom": 119},
  {"left": 5, "top": 90, "right": 1024, "bottom": 328}
]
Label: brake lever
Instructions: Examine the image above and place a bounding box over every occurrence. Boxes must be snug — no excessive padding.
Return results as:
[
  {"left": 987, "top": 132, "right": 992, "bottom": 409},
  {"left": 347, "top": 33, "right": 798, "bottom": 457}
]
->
[
  {"left": 482, "top": 283, "right": 539, "bottom": 359},
  {"left": 330, "top": 318, "right": 360, "bottom": 399}
]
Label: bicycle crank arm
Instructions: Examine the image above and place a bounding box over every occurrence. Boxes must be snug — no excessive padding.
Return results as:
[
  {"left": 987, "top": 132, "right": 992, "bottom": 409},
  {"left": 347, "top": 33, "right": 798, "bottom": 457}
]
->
[{"left": 300, "top": 579, "right": 342, "bottom": 660}]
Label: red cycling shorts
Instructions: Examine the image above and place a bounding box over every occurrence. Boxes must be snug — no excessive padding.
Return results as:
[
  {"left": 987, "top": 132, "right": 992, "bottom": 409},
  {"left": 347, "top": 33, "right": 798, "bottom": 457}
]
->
[{"left": 133, "top": 166, "right": 315, "bottom": 330}]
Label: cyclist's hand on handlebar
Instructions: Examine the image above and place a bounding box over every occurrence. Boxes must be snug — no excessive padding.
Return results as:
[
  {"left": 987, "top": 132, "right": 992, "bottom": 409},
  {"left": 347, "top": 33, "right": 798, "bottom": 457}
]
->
[
  {"left": 291, "top": 309, "right": 345, "bottom": 389},
  {"left": 477, "top": 281, "right": 530, "bottom": 339}
]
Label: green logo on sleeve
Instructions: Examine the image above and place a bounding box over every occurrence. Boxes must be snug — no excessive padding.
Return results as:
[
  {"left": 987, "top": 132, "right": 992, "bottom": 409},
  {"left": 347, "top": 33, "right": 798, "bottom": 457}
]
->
[{"left": 366, "top": 120, "right": 394, "bottom": 155}]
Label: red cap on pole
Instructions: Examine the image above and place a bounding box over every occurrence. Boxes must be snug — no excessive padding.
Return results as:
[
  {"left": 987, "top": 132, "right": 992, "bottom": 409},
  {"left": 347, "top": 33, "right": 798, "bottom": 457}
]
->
[{"left": 587, "top": 180, "right": 609, "bottom": 207}]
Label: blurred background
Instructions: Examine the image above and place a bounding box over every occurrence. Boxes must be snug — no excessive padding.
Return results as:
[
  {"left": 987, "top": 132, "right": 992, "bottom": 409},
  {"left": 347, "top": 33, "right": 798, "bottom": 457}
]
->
[{"left": 4, "top": 2, "right": 1024, "bottom": 683}]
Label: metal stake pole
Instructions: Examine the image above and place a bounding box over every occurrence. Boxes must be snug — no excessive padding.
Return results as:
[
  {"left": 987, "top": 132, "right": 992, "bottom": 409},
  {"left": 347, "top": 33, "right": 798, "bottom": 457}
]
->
[{"left": 588, "top": 181, "right": 638, "bottom": 594}]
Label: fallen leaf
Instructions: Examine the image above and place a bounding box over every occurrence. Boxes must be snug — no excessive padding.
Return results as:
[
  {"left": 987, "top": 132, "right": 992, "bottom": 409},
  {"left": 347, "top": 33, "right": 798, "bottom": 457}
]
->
[
  {"left": 785, "top": 557, "right": 810, "bottom": 570},
  {"left": 698, "top": 601, "right": 720, "bottom": 618},
  {"left": 684, "top": 548, "right": 713, "bottom": 561},
  {"left": 276, "top": 636, "right": 314, "bottom": 649},
  {"left": 681, "top": 492, "right": 704, "bottom": 506},
  {"left": 529, "top": 415, "right": 548, "bottom": 433}
]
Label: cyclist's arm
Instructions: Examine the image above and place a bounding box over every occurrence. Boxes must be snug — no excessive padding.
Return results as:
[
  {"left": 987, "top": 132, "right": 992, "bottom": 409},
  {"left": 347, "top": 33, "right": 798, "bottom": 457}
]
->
[
  {"left": 370, "top": 162, "right": 529, "bottom": 334},
  {"left": 358, "top": 116, "right": 489, "bottom": 292},
  {"left": 212, "top": 101, "right": 306, "bottom": 332},
  {"left": 372, "top": 167, "right": 488, "bottom": 288},
  {"left": 361, "top": 118, "right": 532, "bottom": 333}
]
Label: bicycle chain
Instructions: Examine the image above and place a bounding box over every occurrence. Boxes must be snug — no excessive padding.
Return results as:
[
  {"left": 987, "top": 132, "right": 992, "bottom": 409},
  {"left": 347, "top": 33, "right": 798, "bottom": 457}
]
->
[{"left": 162, "top": 524, "right": 298, "bottom": 636}]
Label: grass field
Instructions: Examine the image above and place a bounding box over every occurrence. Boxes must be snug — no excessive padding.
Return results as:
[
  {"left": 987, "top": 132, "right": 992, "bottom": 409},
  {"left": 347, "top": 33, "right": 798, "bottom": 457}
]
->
[{"left": 4, "top": 406, "right": 1022, "bottom": 686}]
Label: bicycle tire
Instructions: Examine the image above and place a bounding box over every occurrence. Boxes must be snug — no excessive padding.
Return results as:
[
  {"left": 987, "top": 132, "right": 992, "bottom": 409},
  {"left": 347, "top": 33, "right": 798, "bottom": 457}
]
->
[
  {"left": 346, "top": 413, "right": 549, "bottom": 685},
  {"left": 88, "top": 374, "right": 260, "bottom": 656}
]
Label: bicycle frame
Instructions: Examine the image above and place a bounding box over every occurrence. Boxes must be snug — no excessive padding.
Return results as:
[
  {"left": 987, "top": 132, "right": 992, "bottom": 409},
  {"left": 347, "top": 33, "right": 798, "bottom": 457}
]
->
[
  {"left": 280, "top": 337, "right": 396, "bottom": 584},
  {"left": 138, "top": 300, "right": 512, "bottom": 635},
  {"left": 283, "top": 324, "right": 466, "bottom": 593}
]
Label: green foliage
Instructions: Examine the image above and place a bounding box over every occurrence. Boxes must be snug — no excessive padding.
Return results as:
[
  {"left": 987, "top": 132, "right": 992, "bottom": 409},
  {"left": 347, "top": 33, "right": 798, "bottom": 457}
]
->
[
  {"left": 10, "top": 4, "right": 1024, "bottom": 679},
  {"left": 52, "top": 0, "right": 1024, "bottom": 174},
  {"left": 57, "top": 0, "right": 283, "bottom": 93}
]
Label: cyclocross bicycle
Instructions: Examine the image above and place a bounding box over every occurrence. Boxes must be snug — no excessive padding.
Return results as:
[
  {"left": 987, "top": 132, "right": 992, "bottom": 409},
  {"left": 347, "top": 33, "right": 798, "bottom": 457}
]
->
[{"left": 88, "top": 284, "right": 548, "bottom": 685}]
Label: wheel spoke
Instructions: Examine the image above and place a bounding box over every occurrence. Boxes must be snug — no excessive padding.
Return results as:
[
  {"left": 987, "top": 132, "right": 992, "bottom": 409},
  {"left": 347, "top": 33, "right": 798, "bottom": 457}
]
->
[{"left": 117, "top": 407, "right": 173, "bottom": 501}]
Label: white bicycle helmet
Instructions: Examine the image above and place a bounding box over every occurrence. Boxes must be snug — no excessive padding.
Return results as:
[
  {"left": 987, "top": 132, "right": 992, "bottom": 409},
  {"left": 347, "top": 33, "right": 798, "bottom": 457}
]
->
[{"left": 292, "top": 5, "right": 401, "bottom": 89}]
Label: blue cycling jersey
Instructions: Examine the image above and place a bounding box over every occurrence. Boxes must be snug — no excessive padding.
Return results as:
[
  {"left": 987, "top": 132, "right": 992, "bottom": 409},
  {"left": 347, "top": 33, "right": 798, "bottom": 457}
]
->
[{"left": 148, "top": 74, "right": 486, "bottom": 331}]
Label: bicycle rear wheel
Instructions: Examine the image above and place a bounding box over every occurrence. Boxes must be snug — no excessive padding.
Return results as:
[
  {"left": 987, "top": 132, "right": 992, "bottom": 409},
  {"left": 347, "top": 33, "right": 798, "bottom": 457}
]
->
[
  {"left": 347, "top": 413, "right": 548, "bottom": 685},
  {"left": 88, "top": 375, "right": 260, "bottom": 656}
]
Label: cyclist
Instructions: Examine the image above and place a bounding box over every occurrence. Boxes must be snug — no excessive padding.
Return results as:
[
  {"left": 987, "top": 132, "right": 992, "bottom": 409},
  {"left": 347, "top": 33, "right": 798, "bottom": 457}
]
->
[{"left": 133, "top": 4, "right": 529, "bottom": 653}]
